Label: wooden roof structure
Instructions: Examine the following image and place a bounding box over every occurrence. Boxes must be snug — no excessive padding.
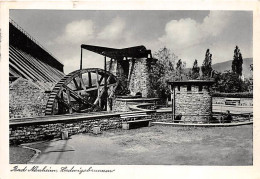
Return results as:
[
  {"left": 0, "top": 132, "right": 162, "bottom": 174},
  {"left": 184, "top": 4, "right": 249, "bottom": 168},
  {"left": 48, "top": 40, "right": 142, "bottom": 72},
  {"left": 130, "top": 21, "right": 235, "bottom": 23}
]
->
[
  {"left": 9, "top": 19, "right": 64, "bottom": 84},
  {"left": 81, "top": 44, "right": 153, "bottom": 60}
]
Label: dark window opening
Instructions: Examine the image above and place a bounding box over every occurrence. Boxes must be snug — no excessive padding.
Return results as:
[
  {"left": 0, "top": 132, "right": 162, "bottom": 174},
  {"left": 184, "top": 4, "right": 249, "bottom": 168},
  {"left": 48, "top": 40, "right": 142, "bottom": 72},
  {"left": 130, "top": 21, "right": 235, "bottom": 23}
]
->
[
  {"left": 199, "top": 85, "right": 203, "bottom": 91},
  {"left": 187, "top": 85, "right": 191, "bottom": 91},
  {"left": 178, "top": 86, "right": 180, "bottom": 91},
  {"left": 136, "top": 92, "right": 142, "bottom": 97},
  {"left": 167, "top": 95, "right": 171, "bottom": 101}
]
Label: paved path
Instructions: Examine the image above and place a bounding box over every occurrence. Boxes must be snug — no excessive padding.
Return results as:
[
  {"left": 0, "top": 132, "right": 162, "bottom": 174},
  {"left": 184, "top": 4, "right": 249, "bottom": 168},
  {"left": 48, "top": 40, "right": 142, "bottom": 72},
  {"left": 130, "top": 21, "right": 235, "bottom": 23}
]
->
[
  {"left": 34, "top": 134, "right": 121, "bottom": 164},
  {"left": 32, "top": 125, "right": 253, "bottom": 165},
  {"left": 212, "top": 105, "right": 253, "bottom": 114}
]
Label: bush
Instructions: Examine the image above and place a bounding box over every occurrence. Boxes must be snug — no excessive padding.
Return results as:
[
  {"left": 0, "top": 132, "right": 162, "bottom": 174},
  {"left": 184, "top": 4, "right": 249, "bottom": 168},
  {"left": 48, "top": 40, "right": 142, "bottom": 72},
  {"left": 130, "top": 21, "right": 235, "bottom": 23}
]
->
[{"left": 212, "top": 92, "right": 253, "bottom": 98}]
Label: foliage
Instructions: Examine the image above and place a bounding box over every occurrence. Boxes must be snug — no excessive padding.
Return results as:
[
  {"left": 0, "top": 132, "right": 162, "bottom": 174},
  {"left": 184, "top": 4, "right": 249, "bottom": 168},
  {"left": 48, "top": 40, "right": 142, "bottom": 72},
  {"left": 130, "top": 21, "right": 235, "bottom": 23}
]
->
[
  {"left": 153, "top": 47, "right": 176, "bottom": 72},
  {"left": 175, "top": 59, "right": 184, "bottom": 80},
  {"left": 212, "top": 92, "right": 253, "bottom": 98},
  {"left": 150, "top": 47, "right": 178, "bottom": 98},
  {"left": 189, "top": 59, "right": 200, "bottom": 79},
  {"left": 232, "top": 46, "right": 243, "bottom": 76},
  {"left": 212, "top": 46, "right": 251, "bottom": 93},
  {"left": 201, "top": 49, "right": 213, "bottom": 79},
  {"left": 212, "top": 70, "right": 252, "bottom": 93},
  {"left": 250, "top": 64, "right": 253, "bottom": 71}
]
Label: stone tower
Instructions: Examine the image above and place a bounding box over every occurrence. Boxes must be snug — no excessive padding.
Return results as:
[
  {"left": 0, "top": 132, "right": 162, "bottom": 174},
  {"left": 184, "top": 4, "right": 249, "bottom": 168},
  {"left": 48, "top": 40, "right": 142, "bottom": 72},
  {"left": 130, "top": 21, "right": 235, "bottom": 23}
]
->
[
  {"left": 108, "top": 57, "right": 156, "bottom": 98},
  {"left": 168, "top": 80, "right": 215, "bottom": 123},
  {"left": 128, "top": 58, "right": 152, "bottom": 97}
]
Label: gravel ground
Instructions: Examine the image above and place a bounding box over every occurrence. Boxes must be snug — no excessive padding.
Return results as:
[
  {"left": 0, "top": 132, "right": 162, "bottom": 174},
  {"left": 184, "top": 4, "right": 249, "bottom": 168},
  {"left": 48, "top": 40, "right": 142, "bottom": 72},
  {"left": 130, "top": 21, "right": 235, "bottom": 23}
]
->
[
  {"left": 30, "top": 125, "right": 252, "bottom": 165},
  {"left": 98, "top": 125, "right": 253, "bottom": 165}
]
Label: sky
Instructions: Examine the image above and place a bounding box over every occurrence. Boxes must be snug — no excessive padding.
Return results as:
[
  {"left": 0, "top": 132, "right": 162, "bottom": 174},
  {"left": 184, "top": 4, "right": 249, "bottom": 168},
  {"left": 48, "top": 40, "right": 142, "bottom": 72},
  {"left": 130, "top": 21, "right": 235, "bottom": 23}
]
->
[{"left": 10, "top": 10, "right": 253, "bottom": 74}]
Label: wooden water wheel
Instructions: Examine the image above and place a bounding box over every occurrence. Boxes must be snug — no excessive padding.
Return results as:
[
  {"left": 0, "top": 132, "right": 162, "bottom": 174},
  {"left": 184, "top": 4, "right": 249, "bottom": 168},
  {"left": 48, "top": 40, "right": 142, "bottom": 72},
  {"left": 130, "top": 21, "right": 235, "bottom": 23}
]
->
[{"left": 45, "top": 68, "right": 118, "bottom": 115}]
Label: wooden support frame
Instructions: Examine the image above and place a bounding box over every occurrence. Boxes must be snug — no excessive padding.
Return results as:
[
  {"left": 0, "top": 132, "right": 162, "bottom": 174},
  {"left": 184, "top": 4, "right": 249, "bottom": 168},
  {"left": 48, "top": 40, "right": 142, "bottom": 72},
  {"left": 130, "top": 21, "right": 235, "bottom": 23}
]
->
[
  {"left": 88, "top": 72, "right": 92, "bottom": 87},
  {"left": 127, "top": 58, "right": 135, "bottom": 88},
  {"left": 104, "top": 56, "right": 107, "bottom": 111},
  {"left": 45, "top": 68, "right": 118, "bottom": 115},
  {"left": 66, "top": 88, "right": 73, "bottom": 114},
  {"left": 73, "top": 78, "right": 80, "bottom": 89},
  {"left": 96, "top": 69, "right": 101, "bottom": 107},
  {"left": 79, "top": 76, "right": 87, "bottom": 91}
]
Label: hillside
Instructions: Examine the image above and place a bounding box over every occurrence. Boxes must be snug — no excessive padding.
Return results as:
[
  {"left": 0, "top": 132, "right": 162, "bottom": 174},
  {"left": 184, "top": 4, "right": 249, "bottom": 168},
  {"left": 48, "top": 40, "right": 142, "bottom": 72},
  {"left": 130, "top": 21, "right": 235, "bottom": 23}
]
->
[{"left": 212, "top": 58, "right": 253, "bottom": 78}]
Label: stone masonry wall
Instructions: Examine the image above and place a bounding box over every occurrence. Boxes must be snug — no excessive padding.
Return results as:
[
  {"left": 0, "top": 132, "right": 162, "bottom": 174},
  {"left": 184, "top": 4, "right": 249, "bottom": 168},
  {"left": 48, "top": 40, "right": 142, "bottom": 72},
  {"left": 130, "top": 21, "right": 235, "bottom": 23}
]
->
[
  {"left": 112, "top": 100, "right": 129, "bottom": 112},
  {"left": 173, "top": 85, "right": 212, "bottom": 122},
  {"left": 10, "top": 115, "right": 122, "bottom": 145},
  {"left": 129, "top": 58, "right": 150, "bottom": 97},
  {"left": 9, "top": 78, "right": 50, "bottom": 119},
  {"left": 9, "top": 110, "right": 172, "bottom": 145}
]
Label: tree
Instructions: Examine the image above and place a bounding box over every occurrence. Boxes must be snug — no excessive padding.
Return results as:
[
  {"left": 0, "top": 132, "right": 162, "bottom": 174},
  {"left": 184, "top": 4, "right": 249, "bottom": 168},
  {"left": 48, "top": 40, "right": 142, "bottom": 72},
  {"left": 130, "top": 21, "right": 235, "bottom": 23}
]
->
[
  {"left": 190, "top": 59, "right": 200, "bottom": 79},
  {"left": 176, "top": 59, "right": 182, "bottom": 79},
  {"left": 154, "top": 47, "right": 176, "bottom": 72},
  {"left": 201, "top": 49, "right": 213, "bottom": 78},
  {"left": 212, "top": 70, "right": 252, "bottom": 93},
  {"left": 250, "top": 64, "right": 253, "bottom": 71},
  {"left": 150, "top": 47, "right": 178, "bottom": 99},
  {"left": 232, "top": 46, "right": 243, "bottom": 77},
  {"left": 175, "top": 59, "right": 187, "bottom": 80}
]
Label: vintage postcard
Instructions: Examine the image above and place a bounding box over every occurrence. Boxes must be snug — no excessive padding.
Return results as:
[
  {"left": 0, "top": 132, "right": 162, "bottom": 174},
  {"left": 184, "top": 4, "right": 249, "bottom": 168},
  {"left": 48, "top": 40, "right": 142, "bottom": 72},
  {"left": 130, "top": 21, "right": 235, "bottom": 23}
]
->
[{"left": 1, "top": 1, "right": 260, "bottom": 179}]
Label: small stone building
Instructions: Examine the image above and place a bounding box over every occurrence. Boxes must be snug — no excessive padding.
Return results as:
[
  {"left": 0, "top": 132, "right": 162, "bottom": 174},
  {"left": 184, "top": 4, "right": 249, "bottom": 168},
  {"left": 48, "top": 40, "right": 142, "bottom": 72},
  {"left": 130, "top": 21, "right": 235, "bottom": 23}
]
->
[{"left": 168, "top": 80, "right": 215, "bottom": 123}]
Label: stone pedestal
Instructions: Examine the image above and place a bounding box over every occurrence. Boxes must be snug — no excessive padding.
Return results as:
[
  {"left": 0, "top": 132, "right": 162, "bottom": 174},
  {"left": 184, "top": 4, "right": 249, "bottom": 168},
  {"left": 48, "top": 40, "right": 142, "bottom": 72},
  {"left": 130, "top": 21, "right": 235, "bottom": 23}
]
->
[
  {"left": 92, "top": 126, "right": 101, "bottom": 134},
  {"left": 61, "top": 130, "right": 69, "bottom": 140},
  {"left": 122, "top": 123, "right": 130, "bottom": 130}
]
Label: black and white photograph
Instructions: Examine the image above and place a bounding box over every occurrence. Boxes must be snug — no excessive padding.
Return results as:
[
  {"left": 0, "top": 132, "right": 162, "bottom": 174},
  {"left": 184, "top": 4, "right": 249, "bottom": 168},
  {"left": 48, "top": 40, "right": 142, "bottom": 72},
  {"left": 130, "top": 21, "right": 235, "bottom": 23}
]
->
[
  {"left": 1, "top": 2, "right": 259, "bottom": 177},
  {"left": 7, "top": 9, "right": 254, "bottom": 166}
]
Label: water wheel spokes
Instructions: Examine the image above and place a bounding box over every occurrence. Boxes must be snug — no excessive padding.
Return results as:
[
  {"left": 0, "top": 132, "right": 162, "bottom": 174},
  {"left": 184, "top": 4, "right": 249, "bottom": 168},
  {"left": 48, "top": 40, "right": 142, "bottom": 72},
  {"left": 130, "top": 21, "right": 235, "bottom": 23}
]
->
[{"left": 45, "top": 68, "right": 118, "bottom": 115}]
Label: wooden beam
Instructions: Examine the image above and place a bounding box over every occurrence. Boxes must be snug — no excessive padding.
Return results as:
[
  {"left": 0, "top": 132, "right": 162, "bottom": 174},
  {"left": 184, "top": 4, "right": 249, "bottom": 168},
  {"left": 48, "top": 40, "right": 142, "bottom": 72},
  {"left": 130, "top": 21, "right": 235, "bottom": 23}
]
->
[
  {"left": 109, "top": 82, "right": 119, "bottom": 98},
  {"left": 58, "top": 88, "right": 64, "bottom": 114},
  {"left": 57, "top": 87, "right": 64, "bottom": 99},
  {"left": 88, "top": 72, "right": 92, "bottom": 87},
  {"left": 66, "top": 88, "right": 73, "bottom": 114},
  {"left": 79, "top": 76, "right": 87, "bottom": 90},
  {"left": 56, "top": 96, "right": 77, "bottom": 113},
  {"left": 107, "top": 74, "right": 112, "bottom": 83},
  {"left": 98, "top": 75, "right": 104, "bottom": 85},
  {"left": 104, "top": 56, "right": 107, "bottom": 111},
  {"left": 108, "top": 58, "right": 113, "bottom": 72},
  {"left": 127, "top": 58, "right": 135, "bottom": 88},
  {"left": 108, "top": 86, "right": 114, "bottom": 98},
  {"left": 74, "top": 83, "right": 116, "bottom": 92},
  {"left": 80, "top": 47, "right": 83, "bottom": 70},
  {"left": 96, "top": 70, "right": 101, "bottom": 107},
  {"left": 73, "top": 78, "right": 80, "bottom": 89}
]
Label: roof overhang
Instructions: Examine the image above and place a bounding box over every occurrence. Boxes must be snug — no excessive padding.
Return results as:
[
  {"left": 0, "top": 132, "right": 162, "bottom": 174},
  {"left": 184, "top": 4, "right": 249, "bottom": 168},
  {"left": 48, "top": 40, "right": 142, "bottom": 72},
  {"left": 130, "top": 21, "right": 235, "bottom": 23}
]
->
[
  {"left": 168, "top": 80, "right": 215, "bottom": 86},
  {"left": 81, "top": 44, "right": 154, "bottom": 59}
]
